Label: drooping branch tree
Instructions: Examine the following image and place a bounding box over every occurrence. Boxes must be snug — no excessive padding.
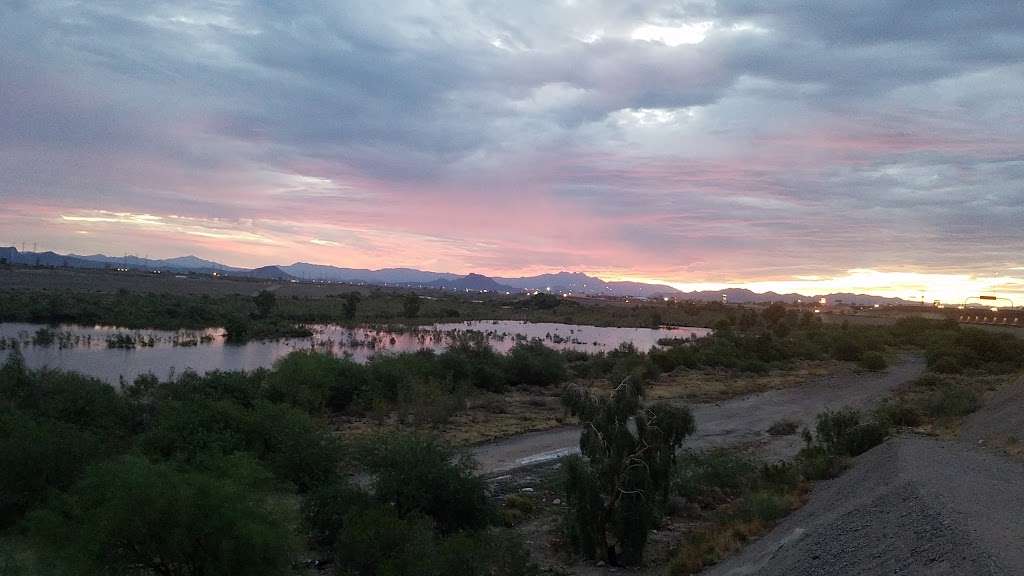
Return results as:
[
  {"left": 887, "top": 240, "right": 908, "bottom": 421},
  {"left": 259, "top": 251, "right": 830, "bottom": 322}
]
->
[{"left": 561, "top": 377, "right": 695, "bottom": 565}]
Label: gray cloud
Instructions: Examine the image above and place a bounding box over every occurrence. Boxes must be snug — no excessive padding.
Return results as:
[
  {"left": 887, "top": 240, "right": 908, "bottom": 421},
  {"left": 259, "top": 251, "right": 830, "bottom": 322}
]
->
[{"left": 2, "top": 0, "right": 1023, "bottom": 280}]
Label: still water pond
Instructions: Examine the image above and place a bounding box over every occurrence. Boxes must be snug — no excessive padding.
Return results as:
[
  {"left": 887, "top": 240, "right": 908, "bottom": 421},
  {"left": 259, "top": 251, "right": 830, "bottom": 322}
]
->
[{"left": 0, "top": 321, "right": 710, "bottom": 384}]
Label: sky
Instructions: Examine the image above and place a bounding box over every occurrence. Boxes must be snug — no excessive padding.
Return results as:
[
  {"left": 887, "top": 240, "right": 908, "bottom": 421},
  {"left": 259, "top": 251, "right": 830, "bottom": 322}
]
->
[{"left": 2, "top": 1, "right": 1024, "bottom": 303}]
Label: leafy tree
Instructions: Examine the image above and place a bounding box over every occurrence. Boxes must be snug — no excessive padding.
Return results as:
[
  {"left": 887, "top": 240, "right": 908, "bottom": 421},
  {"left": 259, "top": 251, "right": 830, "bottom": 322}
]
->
[
  {"left": 402, "top": 292, "right": 421, "bottom": 318},
  {"left": 253, "top": 289, "right": 277, "bottom": 319},
  {"left": 561, "top": 377, "right": 695, "bottom": 565},
  {"left": 28, "top": 455, "right": 297, "bottom": 576}
]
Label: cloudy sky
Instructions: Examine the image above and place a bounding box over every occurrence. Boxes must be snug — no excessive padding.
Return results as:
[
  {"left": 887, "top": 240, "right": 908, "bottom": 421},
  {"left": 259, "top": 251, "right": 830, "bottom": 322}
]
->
[{"left": 2, "top": 1, "right": 1024, "bottom": 301}]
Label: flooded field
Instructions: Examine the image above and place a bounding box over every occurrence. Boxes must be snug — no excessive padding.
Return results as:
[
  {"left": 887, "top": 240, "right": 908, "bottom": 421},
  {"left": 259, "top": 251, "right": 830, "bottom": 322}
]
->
[{"left": 0, "top": 320, "right": 710, "bottom": 384}]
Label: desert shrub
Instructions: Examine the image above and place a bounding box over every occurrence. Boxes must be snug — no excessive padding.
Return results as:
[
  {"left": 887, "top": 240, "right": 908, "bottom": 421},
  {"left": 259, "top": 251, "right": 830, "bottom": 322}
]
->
[
  {"left": 734, "top": 490, "right": 793, "bottom": 524},
  {"left": 767, "top": 419, "right": 800, "bottom": 436},
  {"left": 506, "top": 340, "right": 568, "bottom": 387},
  {"left": 138, "top": 399, "right": 341, "bottom": 493},
  {"left": 439, "top": 343, "right": 508, "bottom": 392},
  {"left": 795, "top": 445, "right": 846, "bottom": 480},
  {"left": 303, "top": 479, "right": 374, "bottom": 550},
  {"left": 736, "top": 357, "right": 768, "bottom": 374},
  {"left": 364, "top": 433, "right": 495, "bottom": 534},
  {"left": 335, "top": 506, "right": 536, "bottom": 576},
  {"left": 396, "top": 378, "right": 465, "bottom": 427},
  {"left": 501, "top": 494, "right": 537, "bottom": 526},
  {"left": 28, "top": 455, "right": 297, "bottom": 576},
  {"left": 874, "top": 400, "right": 922, "bottom": 428},
  {"left": 815, "top": 408, "right": 887, "bottom": 457},
  {"left": 241, "top": 402, "right": 343, "bottom": 492},
  {"left": 335, "top": 506, "right": 438, "bottom": 575},
  {"left": 3, "top": 366, "right": 136, "bottom": 441},
  {"left": 0, "top": 409, "right": 111, "bottom": 526},
  {"left": 930, "top": 355, "right": 963, "bottom": 374},
  {"left": 264, "top": 351, "right": 343, "bottom": 413},
  {"left": 928, "top": 384, "right": 980, "bottom": 418},
  {"left": 859, "top": 351, "right": 887, "bottom": 371},
  {"left": 924, "top": 327, "right": 1024, "bottom": 374},
  {"left": 674, "top": 450, "right": 759, "bottom": 502},
  {"left": 831, "top": 338, "right": 864, "bottom": 361}
]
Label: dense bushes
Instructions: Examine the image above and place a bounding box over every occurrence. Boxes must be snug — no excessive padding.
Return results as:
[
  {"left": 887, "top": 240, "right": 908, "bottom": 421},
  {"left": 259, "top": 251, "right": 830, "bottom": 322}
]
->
[
  {"left": 28, "top": 455, "right": 298, "bottom": 576},
  {"left": 506, "top": 340, "right": 568, "bottom": 386},
  {"left": 363, "top": 433, "right": 495, "bottom": 534},
  {"left": 0, "top": 354, "right": 534, "bottom": 576},
  {"left": 0, "top": 409, "right": 111, "bottom": 526}
]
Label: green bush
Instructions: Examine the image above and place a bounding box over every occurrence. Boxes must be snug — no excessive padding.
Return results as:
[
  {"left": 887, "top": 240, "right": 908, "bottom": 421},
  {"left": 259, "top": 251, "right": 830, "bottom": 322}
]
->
[
  {"left": 28, "top": 455, "right": 298, "bottom": 576},
  {"left": 3, "top": 366, "right": 136, "bottom": 441},
  {"left": 795, "top": 445, "right": 846, "bottom": 480},
  {"left": 930, "top": 356, "right": 963, "bottom": 374},
  {"left": 859, "top": 351, "right": 887, "bottom": 371},
  {"left": 831, "top": 338, "right": 864, "bottom": 361},
  {"left": 264, "top": 351, "right": 343, "bottom": 413},
  {"left": 336, "top": 506, "right": 438, "bottom": 576},
  {"left": 874, "top": 400, "right": 922, "bottom": 428},
  {"left": 335, "top": 506, "right": 536, "bottom": 576},
  {"left": 138, "top": 399, "right": 341, "bottom": 493},
  {"left": 674, "top": 450, "right": 759, "bottom": 502},
  {"left": 365, "top": 433, "right": 495, "bottom": 534},
  {"left": 303, "top": 479, "right": 374, "bottom": 549},
  {"left": 506, "top": 340, "right": 568, "bottom": 387},
  {"left": 928, "top": 384, "right": 980, "bottom": 418},
  {"left": 0, "top": 409, "right": 111, "bottom": 526},
  {"left": 767, "top": 419, "right": 800, "bottom": 436},
  {"left": 815, "top": 409, "right": 887, "bottom": 457},
  {"left": 735, "top": 490, "right": 792, "bottom": 524}
]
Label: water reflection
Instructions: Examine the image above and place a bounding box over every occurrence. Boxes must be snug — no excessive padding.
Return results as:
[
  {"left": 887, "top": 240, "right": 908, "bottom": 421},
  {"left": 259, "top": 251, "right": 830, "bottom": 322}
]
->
[{"left": 0, "top": 321, "right": 710, "bottom": 384}]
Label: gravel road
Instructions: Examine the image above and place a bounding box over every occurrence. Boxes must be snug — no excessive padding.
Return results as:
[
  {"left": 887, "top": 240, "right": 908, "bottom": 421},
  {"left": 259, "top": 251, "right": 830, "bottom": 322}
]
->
[
  {"left": 705, "top": 435, "right": 1024, "bottom": 575},
  {"left": 473, "top": 356, "right": 925, "bottom": 476}
]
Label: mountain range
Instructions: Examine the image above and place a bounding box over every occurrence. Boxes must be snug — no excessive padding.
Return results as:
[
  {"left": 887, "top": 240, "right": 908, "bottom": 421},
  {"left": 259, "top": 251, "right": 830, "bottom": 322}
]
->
[{"left": 0, "top": 247, "right": 914, "bottom": 305}]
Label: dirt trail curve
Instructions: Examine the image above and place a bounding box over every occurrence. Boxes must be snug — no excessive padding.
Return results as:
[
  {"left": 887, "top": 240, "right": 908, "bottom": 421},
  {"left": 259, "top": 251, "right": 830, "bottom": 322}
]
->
[{"left": 473, "top": 356, "right": 925, "bottom": 476}]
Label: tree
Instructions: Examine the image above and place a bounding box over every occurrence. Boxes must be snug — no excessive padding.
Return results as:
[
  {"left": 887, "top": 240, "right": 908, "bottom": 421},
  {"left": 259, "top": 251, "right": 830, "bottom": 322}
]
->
[
  {"left": 28, "top": 455, "right": 298, "bottom": 576},
  {"left": 253, "top": 290, "right": 277, "bottom": 319},
  {"left": 342, "top": 291, "right": 361, "bottom": 320},
  {"left": 561, "top": 377, "right": 695, "bottom": 565},
  {"left": 402, "top": 292, "right": 421, "bottom": 318}
]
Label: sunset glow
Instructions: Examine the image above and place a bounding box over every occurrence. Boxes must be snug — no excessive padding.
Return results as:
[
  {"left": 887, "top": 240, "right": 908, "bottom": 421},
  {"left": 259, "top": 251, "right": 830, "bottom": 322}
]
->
[{"left": 2, "top": 2, "right": 1023, "bottom": 303}]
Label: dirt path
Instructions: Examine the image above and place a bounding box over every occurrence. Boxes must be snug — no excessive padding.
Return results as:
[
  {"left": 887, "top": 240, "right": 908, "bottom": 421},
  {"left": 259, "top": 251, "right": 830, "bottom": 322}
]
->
[{"left": 473, "top": 356, "right": 925, "bottom": 475}]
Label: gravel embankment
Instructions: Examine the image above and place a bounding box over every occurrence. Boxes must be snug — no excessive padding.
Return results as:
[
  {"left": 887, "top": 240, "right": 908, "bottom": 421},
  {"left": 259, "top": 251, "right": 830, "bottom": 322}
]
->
[{"left": 705, "top": 436, "right": 1024, "bottom": 575}]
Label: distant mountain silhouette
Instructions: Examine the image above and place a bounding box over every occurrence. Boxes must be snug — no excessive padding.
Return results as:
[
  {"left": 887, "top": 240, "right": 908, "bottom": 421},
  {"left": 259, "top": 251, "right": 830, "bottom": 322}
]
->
[
  {"left": 422, "top": 273, "right": 515, "bottom": 293},
  {"left": 240, "top": 266, "right": 296, "bottom": 281},
  {"left": 279, "top": 262, "right": 458, "bottom": 284},
  {"left": 69, "top": 252, "right": 244, "bottom": 272},
  {"left": 495, "top": 271, "right": 680, "bottom": 297},
  {"left": 0, "top": 247, "right": 915, "bottom": 304}
]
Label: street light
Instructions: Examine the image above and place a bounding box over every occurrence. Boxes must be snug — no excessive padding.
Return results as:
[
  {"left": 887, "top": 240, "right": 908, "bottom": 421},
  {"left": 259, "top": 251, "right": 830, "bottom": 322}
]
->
[{"left": 963, "top": 295, "right": 1015, "bottom": 310}]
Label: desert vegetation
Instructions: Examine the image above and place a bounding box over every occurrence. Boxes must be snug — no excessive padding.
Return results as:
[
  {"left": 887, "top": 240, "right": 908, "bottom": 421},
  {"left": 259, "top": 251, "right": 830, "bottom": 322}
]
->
[
  {"left": 2, "top": 300, "right": 1022, "bottom": 574},
  {"left": 0, "top": 350, "right": 536, "bottom": 575}
]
